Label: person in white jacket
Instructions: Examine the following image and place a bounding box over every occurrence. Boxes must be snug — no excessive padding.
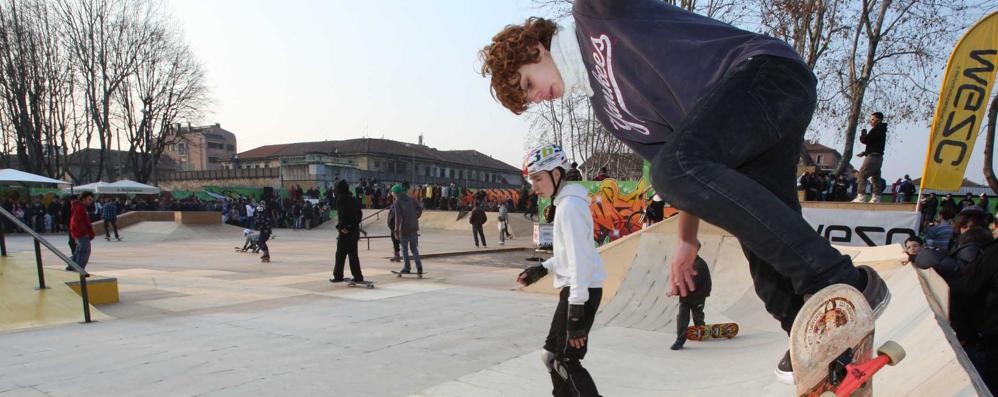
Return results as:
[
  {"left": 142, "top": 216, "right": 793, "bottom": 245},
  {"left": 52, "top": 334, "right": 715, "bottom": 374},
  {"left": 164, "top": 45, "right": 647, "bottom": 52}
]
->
[{"left": 517, "top": 143, "right": 607, "bottom": 397}]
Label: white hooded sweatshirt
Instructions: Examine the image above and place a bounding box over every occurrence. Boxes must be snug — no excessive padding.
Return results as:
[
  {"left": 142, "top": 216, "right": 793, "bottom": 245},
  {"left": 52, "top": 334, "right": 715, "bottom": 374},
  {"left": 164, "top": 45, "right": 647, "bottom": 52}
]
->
[{"left": 542, "top": 183, "right": 607, "bottom": 305}]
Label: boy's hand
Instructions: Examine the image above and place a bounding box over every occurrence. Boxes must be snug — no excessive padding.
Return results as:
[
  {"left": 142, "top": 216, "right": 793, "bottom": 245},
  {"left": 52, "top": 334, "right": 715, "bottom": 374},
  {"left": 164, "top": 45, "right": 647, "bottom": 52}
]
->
[
  {"left": 567, "top": 304, "right": 588, "bottom": 349},
  {"left": 517, "top": 265, "right": 548, "bottom": 286},
  {"left": 667, "top": 240, "right": 699, "bottom": 297}
]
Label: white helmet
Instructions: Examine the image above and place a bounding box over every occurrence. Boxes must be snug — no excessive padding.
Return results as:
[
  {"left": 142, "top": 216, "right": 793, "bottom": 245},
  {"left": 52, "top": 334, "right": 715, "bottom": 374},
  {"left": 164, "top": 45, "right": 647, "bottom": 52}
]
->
[{"left": 522, "top": 144, "right": 568, "bottom": 178}]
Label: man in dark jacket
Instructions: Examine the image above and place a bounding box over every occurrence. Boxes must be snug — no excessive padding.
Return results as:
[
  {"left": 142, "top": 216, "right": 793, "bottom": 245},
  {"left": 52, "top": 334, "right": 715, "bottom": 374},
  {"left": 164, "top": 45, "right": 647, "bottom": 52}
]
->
[
  {"left": 102, "top": 198, "right": 121, "bottom": 241},
  {"left": 480, "top": 2, "right": 891, "bottom": 382},
  {"left": 671, "top": 255, "right": 712, "bottom": 350},
  {"left": 470, "top": 203, "right": 488, "bottom": 248},
  {"left": 256, "top": 203, "right": 273, "bottom": 262},
  {"left": 391, "top": 184, "right": 423, "bottom": 274},
  {"left": 330, "top": 180, "right": 364, "bottom": 282},
  {"left": 565, "top": 162, "right": 583, "bottom": 181},
  {"left": 853, "top": 112, "right": 888, "bottom": 203}
]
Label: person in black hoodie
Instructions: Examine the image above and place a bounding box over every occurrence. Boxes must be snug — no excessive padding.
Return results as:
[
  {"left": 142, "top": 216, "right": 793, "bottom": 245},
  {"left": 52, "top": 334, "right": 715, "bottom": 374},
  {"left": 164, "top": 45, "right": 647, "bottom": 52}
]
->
[
  {"left": 853, "top": 112, "right": 888, "bottom": 203},
  {"left": 480, "top": 2, "right": 891, "bottom": 383},
  {"left": 330, "top": 179, "right": 364, "bottom": 283},
  {"left": 469, "top": 203, "right": 488, "bottom": 248},
  {"left": 671, "top": 255, "right": 712, "bottom": 350}
]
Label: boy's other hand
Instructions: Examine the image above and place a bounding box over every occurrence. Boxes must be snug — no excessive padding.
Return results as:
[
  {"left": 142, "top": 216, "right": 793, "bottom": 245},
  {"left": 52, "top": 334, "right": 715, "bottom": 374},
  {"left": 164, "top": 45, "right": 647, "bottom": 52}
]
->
[{"left": 667, "top": 240, "right": 699, "bottom": 297}]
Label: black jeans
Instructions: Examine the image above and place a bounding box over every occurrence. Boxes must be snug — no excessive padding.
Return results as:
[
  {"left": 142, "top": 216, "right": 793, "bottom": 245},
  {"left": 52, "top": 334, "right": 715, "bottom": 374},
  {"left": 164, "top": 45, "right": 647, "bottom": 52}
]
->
[
  {"left": 650, "top": 56, "right": 862, "bottom": 333},
  {"left": 257, "top": 232, "right": 270, "bottom": 255},
  {"left": 103, "top": 219, "right": 119, "bottom": 239},
  {"left": 676, "top": 296, "right": 706, "bottom": 340},
  {"left": 472, "top": 224, "right": 486, "bottom": 247},
  {"left": 544, "top": 287, "right": 602, "bottom": 397},
  {"left": 334, "top": 232, "right": 363, "bottom": 281}
]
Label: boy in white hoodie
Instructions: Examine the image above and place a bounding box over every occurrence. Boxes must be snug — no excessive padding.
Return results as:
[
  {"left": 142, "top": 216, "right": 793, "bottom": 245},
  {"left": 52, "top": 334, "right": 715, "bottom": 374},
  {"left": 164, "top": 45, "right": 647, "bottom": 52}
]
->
[{"left": 517, "top": 143, "right": 607, "bottom": 397}]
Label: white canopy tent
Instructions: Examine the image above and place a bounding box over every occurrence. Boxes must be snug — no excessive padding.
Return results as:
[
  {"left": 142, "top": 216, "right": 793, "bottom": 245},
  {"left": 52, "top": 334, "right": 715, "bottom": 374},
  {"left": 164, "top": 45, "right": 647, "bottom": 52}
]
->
[
  {"left": 62, "top": 181, "right": 110, "bottom": 193},
  {"left": 0, "top": 169, "right": 69, "bottom": 185},
  {"left": 63, "top": 180, "right": 160, "bottom": 194},
  {"left": 104, "top": 179, "right": 160, "bottom": 194}
]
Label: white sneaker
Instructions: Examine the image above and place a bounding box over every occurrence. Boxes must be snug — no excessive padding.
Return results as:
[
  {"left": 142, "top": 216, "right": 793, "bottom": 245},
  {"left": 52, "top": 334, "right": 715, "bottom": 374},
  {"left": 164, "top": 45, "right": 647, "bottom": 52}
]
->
[
  {"left": 851, "top": 195, "right": 867, "bottom": 203},
  {"left": 869, "top": 195, "right": 881, "bottom": 203}
]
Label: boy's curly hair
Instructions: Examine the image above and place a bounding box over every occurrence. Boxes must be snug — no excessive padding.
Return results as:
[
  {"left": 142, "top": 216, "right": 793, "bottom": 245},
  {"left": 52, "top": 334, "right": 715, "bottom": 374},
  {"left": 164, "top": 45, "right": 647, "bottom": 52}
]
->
[{"left": 478, "top": 17, "right": 558, "bottom": 114}]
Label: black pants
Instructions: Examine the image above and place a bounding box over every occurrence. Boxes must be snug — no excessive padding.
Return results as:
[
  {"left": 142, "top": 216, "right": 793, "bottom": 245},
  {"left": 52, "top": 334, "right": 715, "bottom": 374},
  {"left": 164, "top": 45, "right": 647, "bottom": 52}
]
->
[
  {"left": 649, "top": 56, "right": 860, "bottom": 334},
  {"left": 257, "top": 232, "right": 270, "bottom": 255},
  {"left": 334, "top": 232, "right": 363, "bottom": 281},
  {"left": 103, "top": 219, "right": 119, "bottom": 239},
  {"left": 68, "top": 235, "right": 77, "bottom": 255},
  {"left": 676, "top": 296, "right": 706, "bottom": 341},
  {"left": 472, "top": 224, "right": 486, "bottom": 247},
  {"left": 544, "top": 287, "right": 602, "bottom": 397},
  {"left": 391, "top": 233, "right": 400, "bottom": 256}
]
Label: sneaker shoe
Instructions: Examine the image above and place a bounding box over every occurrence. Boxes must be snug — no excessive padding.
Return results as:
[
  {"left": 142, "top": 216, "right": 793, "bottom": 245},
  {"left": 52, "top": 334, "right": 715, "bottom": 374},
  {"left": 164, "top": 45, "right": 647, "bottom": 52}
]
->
[
  {"left": 857, "top": 265, "right": 891, "bottom": 318},
  {"left": 774, "top": 350, "right": 794, "bottom": 384},
  {"left": 670, "top": 339, "right": 685, "bottom": 351},
  {"left": 851, "top": 194, "right": 867, "bottom": 203},
  {"left": 869, "top": 195, "right": 881, "bottom": 203},
  {"left": 329, "top": 277, "right": 346, "bottom": 283}
]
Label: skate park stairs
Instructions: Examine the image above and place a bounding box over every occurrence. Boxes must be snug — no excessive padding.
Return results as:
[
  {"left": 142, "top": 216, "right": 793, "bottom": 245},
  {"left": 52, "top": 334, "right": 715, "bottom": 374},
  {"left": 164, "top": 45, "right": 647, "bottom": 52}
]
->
[
  {"left": 518, "top": 216, "right": 990, "bottom": 395},
  {"left": 0, "top": 253, "right": 109, "bottom": 332}
]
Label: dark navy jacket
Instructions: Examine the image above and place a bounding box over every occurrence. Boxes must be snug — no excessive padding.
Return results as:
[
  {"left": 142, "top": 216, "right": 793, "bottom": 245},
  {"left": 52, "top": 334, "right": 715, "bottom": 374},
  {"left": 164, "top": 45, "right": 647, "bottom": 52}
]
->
[{"left": 573, "top": 0, "right": 804, "bottom": 160}]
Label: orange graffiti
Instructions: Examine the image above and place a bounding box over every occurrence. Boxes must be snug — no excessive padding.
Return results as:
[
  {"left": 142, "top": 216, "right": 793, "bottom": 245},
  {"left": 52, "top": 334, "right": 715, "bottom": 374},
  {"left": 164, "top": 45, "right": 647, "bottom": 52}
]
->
[{"left": 589, "top": 178, "right": 653, "bottom": 244}]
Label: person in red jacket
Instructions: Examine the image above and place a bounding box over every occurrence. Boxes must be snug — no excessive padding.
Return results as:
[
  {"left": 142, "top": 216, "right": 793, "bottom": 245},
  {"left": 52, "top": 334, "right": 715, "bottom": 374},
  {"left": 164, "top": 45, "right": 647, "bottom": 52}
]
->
[{"left": 68, "top": 191, "right": 96, "bottom": 271}]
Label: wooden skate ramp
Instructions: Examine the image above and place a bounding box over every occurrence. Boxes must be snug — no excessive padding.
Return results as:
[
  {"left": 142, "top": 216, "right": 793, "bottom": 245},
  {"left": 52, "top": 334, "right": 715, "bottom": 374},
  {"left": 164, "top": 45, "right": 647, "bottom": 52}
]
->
[{"left": 588, "top": 216, "right": 989, "bottom": 395}]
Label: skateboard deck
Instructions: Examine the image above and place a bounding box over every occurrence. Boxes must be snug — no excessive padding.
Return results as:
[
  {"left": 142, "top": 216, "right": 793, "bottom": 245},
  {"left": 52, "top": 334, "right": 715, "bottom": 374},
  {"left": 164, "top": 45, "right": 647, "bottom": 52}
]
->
[
  {"left": 686, "top": 323, "right": 739, "bottom": 341},
  {"left": 346, "top": 280, "right": 375, "bottom": 289},
  {"left": 790, "top": 284, "right": 904, "bottom": 397},
  {"left": 391, "top": 270, "right": 425, "bottom": 278}
]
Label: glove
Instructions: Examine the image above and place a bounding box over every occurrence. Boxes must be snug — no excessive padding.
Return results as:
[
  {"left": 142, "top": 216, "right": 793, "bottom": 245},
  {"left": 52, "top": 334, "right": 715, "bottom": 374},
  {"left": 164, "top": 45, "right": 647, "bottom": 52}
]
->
[
  {"left": 567, "top": 304, "right": 587, "bottom": 340},
  {"left": 861, "top": 128, "right": 868, "bottom": 135},
  {"left": 517, "top": 265, "right": 548, "bottom": 286}
]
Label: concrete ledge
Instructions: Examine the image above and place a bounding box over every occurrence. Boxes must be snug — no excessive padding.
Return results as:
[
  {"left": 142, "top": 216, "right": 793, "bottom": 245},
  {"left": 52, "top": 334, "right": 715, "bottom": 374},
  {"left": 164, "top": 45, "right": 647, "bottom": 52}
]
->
[
  {"left": 65, "top": 276, "right": 119, "bottom": 305},
  {"left": 174, "top": 211, "right": 221, "bottom": 225},
  {"left": 93, "top": 211, "right": 184, "bottom": 235}
]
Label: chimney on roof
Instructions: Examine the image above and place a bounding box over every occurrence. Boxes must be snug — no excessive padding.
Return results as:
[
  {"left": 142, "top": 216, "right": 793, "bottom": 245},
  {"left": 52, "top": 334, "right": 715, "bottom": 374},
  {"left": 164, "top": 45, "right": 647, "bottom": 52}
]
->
[{"left": 418, "top": 133, "right": 423, "bottom": 146}]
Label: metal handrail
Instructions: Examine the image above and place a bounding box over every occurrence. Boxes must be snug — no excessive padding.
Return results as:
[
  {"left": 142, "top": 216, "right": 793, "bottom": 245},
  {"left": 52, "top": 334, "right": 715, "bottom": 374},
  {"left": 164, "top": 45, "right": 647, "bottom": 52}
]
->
[{"left": 0, "top": 206, "right": 93, "bottom": 323}]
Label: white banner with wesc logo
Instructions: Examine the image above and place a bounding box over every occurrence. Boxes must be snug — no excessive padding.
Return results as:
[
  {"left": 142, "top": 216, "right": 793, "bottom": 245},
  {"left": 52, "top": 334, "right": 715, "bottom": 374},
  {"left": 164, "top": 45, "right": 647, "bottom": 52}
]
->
[{"left": 802, "top": 208, "right": 920, "bottom": 247}]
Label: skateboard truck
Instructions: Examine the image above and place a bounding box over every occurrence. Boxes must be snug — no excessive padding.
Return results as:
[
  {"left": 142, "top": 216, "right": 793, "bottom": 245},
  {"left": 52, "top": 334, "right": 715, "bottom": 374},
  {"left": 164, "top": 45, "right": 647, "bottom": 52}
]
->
[{"left": 820, "top": 341, "right": 906, "bottom": 397}]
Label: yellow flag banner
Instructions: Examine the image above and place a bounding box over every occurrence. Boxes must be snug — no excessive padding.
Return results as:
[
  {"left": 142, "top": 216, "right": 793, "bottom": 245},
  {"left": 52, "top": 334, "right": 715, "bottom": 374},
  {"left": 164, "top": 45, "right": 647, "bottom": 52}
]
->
[{"left": 922, "top": 12, "right": 998, "bottom": 191}]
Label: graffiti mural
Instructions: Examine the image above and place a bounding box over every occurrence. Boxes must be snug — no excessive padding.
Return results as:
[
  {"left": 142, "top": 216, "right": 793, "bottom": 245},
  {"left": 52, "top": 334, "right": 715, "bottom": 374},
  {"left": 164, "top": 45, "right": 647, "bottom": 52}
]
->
[{"left": 537, "top": 162, "right": 676, "bottom": 245}]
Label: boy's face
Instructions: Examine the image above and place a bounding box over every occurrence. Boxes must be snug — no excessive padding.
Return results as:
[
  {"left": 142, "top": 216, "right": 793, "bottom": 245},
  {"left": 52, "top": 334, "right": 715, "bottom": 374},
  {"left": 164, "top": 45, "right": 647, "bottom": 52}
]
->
[
  {"left": 516, "top": 44, "right": 564, "bottom": 104},
  {"left": 529, "top": 172, "right": 556, "bottom": 199},
  {"left": 904, "top": 241, "right": 922, "bottom": 256}
]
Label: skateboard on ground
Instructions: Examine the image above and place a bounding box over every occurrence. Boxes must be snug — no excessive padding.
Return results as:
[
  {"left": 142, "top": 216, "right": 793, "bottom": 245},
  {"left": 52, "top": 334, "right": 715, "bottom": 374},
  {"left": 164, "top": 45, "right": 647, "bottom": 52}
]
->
[
  {"left": 790, "top": 284, "right": 905, "bottom": 397},
  {"left": 234, "top": 247, "right": 257, "bottom": 253},
  {"left": 686, "top": 323, "right": 739, "bottom": 341},
  {"left": 328, "top": 278, "right": 375, "bottom": 289},
  {"left": 391, "top": 270, "right": 425, "bottom": 279},
  {"left": 346, "top": 280, "right": 374, "bottom": 289}
]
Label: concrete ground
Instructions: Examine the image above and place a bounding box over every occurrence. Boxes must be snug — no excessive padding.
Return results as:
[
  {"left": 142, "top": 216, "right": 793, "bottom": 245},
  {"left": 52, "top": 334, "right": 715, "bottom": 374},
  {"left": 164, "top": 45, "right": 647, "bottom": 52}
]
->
[{"left": 0, "top": 211, "right": 989, "bottom": 396}]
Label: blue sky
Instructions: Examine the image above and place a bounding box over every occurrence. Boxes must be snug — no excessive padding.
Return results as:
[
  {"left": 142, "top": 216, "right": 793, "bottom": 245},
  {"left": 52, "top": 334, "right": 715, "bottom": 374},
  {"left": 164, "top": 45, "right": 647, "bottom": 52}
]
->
[{"left": 167, "top": 0, "right": 993, "bottom": 185}]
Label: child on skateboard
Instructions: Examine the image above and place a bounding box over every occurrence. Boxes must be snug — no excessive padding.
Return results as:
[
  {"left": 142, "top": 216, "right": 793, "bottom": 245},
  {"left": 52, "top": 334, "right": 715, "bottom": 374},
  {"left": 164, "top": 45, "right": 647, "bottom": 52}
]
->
[
  {"left": 517, "top": 144, "right": 607, "bottom": 396},
  {"left": 480, "top": 1, "right": 889, "bottom": 384},
  {"left": 671, "top": 255, "right": 711, "bottom": 350}
]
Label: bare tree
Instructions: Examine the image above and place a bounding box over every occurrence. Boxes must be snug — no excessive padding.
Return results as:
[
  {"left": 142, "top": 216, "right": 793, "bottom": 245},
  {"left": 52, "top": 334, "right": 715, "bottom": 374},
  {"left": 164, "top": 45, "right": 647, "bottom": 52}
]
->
[
  {"left": 115, "top": 22, "right": 208, "bottom": 183},
  {"left": 55, "top": 0, "right": 159, "bottom": 181},
  {"left": 0, "top": 0, "right": 74, "bottom": 177},
  {"left": 826, "top": 0, "right": 988, "bottom": 175}
]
